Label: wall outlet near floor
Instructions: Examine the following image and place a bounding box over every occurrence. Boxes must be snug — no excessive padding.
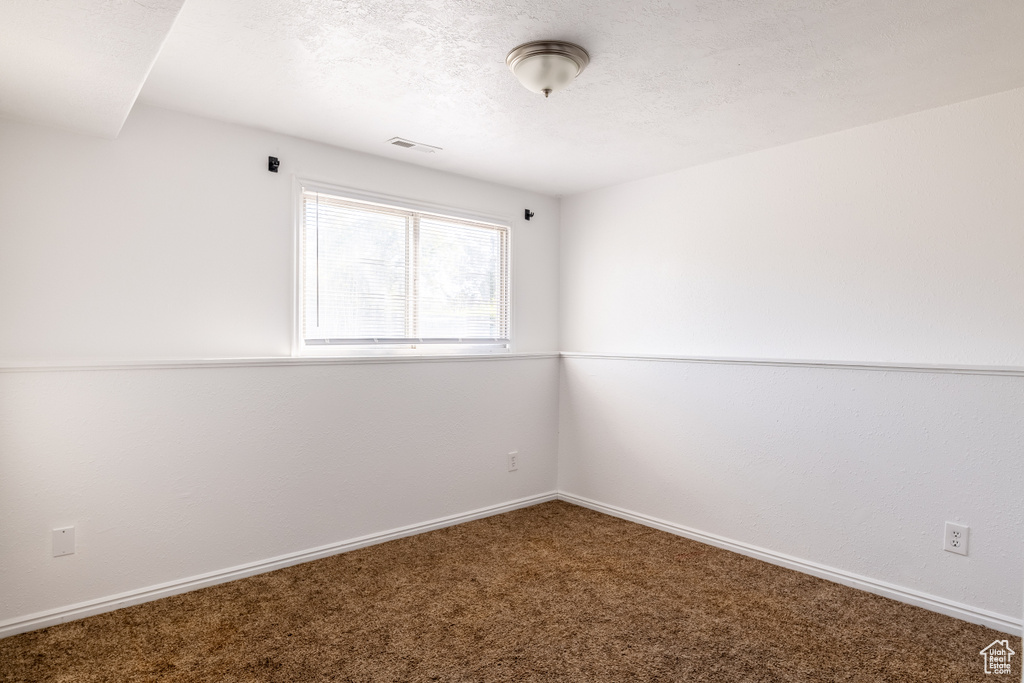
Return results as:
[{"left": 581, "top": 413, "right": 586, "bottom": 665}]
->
[
  {"left": 943, "top": 522, "right": 969, "bottom": 556},
  {"left": 507, "top": 451, "right": 519, "bottom": 472},
  {"left": 52, "top": 527, "right": 75, "bottom": 557}
]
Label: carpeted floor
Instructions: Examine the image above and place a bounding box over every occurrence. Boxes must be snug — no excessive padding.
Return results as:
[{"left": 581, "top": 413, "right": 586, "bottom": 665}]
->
[{"left": 0, "top": 501, "right": 1018, "bottom": 682}]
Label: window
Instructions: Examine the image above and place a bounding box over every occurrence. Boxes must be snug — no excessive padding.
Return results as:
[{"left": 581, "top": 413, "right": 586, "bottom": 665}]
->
[{"left": 298, "top": 187, "right": 510, "bottom": 354}]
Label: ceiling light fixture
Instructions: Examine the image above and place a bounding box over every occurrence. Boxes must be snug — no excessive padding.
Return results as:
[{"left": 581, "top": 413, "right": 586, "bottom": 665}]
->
[{"left": 506, "top": 40, "right": 590, "bottom": 98}]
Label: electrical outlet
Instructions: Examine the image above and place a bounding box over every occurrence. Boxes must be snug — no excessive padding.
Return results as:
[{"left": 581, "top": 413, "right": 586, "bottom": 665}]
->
[
  {"left": 507, "top": 451, "right": 519, "bottom": 472},
  {"left": 52, "top": 527, "right": 75, "bottom": 557},
  {"left": 944, "top": 522, "right": 968, "bottom": 556}
]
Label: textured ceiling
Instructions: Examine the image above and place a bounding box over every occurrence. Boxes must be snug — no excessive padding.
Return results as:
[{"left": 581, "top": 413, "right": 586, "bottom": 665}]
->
[
  {"left": 137, "top": 1, "right": 1024, "bottom": 194},
  {"left": 0, "top": 0, "right": 185, "bottom": 138}
]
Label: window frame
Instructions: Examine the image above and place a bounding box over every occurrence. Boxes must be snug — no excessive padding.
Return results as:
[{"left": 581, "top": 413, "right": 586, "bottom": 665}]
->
[{"left": 292, "top": 178, "right": 515, "bottom": 357}]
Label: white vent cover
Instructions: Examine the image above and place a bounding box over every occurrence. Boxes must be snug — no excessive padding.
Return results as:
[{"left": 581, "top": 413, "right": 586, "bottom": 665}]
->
[{"left": 386, "top": 137, "right": 442, "bottom": 153}]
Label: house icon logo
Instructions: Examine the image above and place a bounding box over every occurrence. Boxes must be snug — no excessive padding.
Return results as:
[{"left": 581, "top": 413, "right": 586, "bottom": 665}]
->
[{"left": 980, "top": 640, "right": 1015, "bottom": 675}]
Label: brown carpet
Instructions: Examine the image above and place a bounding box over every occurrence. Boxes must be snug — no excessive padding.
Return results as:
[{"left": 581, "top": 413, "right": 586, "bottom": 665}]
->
[{"left": 0, "top": 501, "right": 1018, "bottom": 682}]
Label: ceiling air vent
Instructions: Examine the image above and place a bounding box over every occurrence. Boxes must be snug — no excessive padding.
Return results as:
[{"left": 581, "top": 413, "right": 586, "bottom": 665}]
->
[{"left": 386, "top": 137, "right": 442, "bottom": 153}]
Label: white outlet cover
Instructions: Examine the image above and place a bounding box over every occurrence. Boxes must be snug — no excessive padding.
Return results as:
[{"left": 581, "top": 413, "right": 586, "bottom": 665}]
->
[
  {"left": 52, "top": 526, "right": 75, "bottom": 557},
  {"left": 507, "top": 450, "right": 519, "bottom": 472},
  {"left": 944, "top": 522, "right": 969, "bottom": 556}
]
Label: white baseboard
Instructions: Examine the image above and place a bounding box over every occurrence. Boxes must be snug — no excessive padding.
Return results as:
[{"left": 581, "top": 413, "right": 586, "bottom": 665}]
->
[
  {"left": 558, "top": 492, "right": 1022, "bottom": 636},
  {"left": 0, "top": 491, "right": 558, "bottom": 640},
  {"left": 4, "top": 490, "right": 1018, "bottom": 640}
]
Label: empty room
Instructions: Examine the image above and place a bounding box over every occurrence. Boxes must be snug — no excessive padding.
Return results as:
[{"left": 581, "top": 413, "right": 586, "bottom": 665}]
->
[{"left": 1, "top": 1, "right": 1022, "bottom": 681}]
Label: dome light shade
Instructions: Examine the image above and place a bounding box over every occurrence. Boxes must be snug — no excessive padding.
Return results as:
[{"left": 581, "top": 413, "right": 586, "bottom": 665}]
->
[{"left": 506, "top": 41, "right": 590, "bottom": 98}]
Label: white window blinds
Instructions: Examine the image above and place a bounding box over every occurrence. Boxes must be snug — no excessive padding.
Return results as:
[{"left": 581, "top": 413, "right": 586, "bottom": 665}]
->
[{"left": 301, "top": 190, "right": 510, "bottom": 349}]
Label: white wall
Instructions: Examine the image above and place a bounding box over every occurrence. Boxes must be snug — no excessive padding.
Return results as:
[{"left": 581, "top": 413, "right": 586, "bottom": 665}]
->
[
  {"left": 1, "top": 357, "right": 558, "bottom": 625},
  {"left": 0, "top": 107, "right": 561, "bottom": 630},
  {"left": 559, "top": 358, "right": 1023, "bottom": 621},
  {"left": 559, "top": 88, "right": 1024, "bottom": 625},
  {"left": 0, "top": 105, "right": 559, "bottom": 362},
  {"left": 562, "top": 89, "right": 1024, "bottom": 366}
]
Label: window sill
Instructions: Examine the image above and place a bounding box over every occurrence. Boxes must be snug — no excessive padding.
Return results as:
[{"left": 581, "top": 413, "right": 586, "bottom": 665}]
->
[{"left": 298, "top": 342, "right": 511, "bottom": 358}]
